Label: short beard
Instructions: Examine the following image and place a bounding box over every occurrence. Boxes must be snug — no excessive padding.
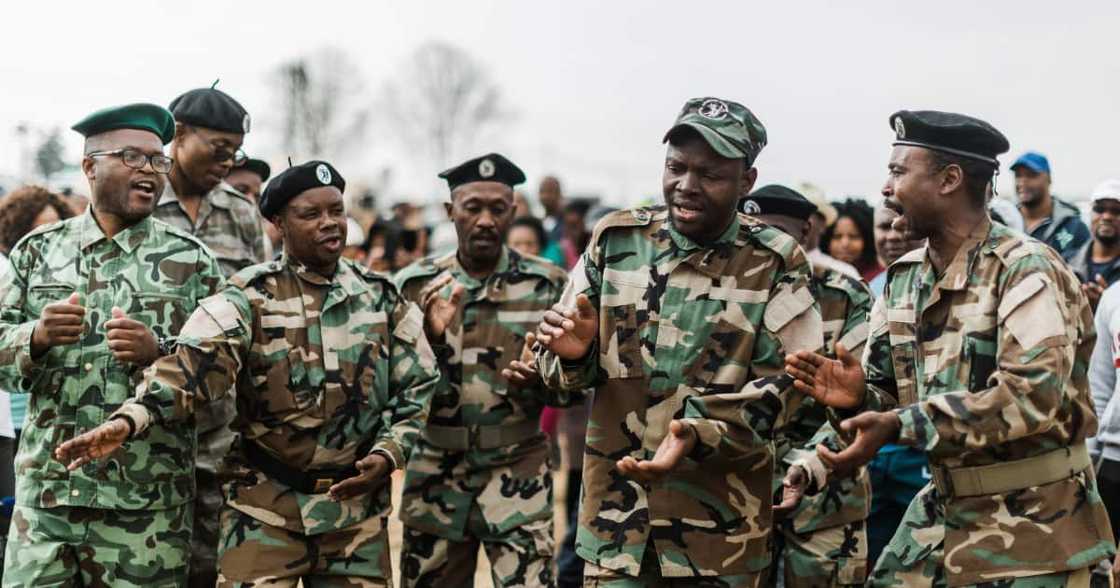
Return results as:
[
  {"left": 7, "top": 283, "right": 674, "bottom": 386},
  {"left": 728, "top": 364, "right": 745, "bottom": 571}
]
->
[{"left": 1096, "top": 231, "right": 1119, "bottom": 247}]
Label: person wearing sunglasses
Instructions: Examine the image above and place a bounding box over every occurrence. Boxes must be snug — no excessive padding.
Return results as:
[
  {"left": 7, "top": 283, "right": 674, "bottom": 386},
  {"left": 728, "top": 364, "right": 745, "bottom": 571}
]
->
[
  {"left": 0, "top": 103, "right": 224, "bottom": 587},
  {"left": 156, "top": 85, "right": 267, "bottom": 588},
  {"left": 1069, "top": 181, "right": 1120, "bottom": 311}
]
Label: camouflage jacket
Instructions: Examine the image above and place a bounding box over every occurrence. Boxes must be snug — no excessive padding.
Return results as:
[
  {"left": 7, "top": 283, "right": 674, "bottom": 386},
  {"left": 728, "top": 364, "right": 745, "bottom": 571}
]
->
[
  {"left": 779, "top": 267, "right": 872, "bottom": 534},
  {"left": 862, "top": 218, "right": 1114, "bottom": 584},
  {"left": 154, "top": 180, "right": 266, "bottom": 277},
  {"left": 0, "top": 210, "right": 223, "bottom": 510},
  {"left": 114, "top": 255, "right": 439, "bottom": 535},
  {"left": 535, "top": 207, "right": 823, "bottom": 578},
  {"left": 395, "top": 247, "right": 576, "bottom": 540}
]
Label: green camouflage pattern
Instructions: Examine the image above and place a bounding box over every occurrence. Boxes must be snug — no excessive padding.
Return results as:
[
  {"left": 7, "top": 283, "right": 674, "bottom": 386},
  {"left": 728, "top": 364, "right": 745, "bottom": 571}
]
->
[
  {"left": 535, "top": 206, "right": 823, "bottom": 579},
  {"left": 154, "top": 179, "right": 267, "bottom": 584},
  {"left": 582, "top": 550, "right": 760, "bottom": 588},
  {"left": 4, "top": 503, "right": 191, "bottom": 587},
  {"left": 669, "top": 97, "right": 767, "bottom": 161},
  {"left": 0, "top": 210, "right": 223, "bottom": 511},
  {"left": 217, "top": 504, "right": 391, "bottom": 587},
  {"left": 394, "top": 248, "right": 574, "bottom": 542},
  {"left": 769, "top": 267, "right": 873, "bottom": 586},
  {"left": 400, "top": 511, "right": 554, "bottom": 587},
  {"left": 113, "top": 254, "right": 439, "bottom": 539},
  {"left": 861, "top": 218, "right": 1115, "bottom": 586}
]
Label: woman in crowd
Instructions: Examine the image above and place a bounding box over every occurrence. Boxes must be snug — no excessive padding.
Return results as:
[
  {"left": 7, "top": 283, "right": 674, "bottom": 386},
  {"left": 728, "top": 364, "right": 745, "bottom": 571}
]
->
[
  {"left": 507, "top": 215, "right": 548, "bottom": 259},
  {"left": 821, "top": 198, "right": 884, "bottom": 283}
]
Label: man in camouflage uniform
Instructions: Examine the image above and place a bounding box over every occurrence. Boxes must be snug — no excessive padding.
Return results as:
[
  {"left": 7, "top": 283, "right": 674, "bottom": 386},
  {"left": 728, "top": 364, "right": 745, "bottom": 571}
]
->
[
  {"left": 785, "top": 110, "right": 1116, "bottom": 587},
  {"left": 0, "top": 103, "right": 224, "bottom": 586},
  {"left": 58, "top": 160, "right": 439, "bottom": 587},
  {"left": 157, "top": 85, "right": 268, "bottom": 587},
  {"left": 738, "top": 185, "right": 873, "bottom": 587},
  {"left": 395, "top": 153, "right": 572, "bottom": 588},
  {"left": 532, "top": 98, "right": 824, "bottom": 587}
]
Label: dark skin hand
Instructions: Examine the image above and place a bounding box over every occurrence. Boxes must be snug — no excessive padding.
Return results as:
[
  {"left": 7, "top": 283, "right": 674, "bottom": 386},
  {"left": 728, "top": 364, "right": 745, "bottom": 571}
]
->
[
  {"left": 817, "top": 411, "right": 901, "bottom": 476},
  {"left": 501, "top": 331, "right": 542, "bottom": 386},
  {"left": 105, "top": 306, "right": 160, "bottom": 366},
  {"left": 30, "top": 292, "right": 85, "bottom": 358},
  {"left": 55, "top": 418, "right": 132, "bottom": 470},
  {"left": 616, "top": 420, "right": 697, "bottom": 483},
  {"left": 419, "top": 274, "right": 466, "bottom": 340},
  {"left": 772, "top": 464, "right": 808, "bottom": 521},
  {"left": 534, "top": 294, "right": 598, "bottom": 360},
  {"left": 1082, "top": 275, "right": 1109, "bottom": 311},
  {"left": 327, "top": 453, "right": 392, "bottom": 502}
]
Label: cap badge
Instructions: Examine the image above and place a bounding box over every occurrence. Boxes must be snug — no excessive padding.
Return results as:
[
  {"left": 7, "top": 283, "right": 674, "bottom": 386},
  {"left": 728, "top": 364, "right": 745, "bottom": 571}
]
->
[
  {"left": 742, "top": 200, "right": 761, "bottom": 215},
  {"left": 894, "top": 117, "right": 905, "bottom": 139},
  {"left": 698, "top": 99, "right": 728, "bottom": 120},
  {"left": 316, "top": 164, "right": 332, "bottom": 185},
  {"left": 479, "top": 158, "right": 495, "bottom": 178},
  {"left": 242, "top": 114, "right": 252, "bottom": 134}
]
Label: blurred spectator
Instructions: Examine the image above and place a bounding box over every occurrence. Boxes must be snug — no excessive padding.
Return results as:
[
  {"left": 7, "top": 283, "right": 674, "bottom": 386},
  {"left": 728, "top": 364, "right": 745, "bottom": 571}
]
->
[
  {"left": 559, "top": 200, "right": 592, "bottom": 269},
  {"left": 365, "top": 216, "right": 405, "bottom": 273},
  {"left": 869, "top": 204, "right": 924, "bottom": 296},
  {"left": 341, "top": 217, "right": 367, "bottom": 263},
  {"left": 507, "top": 216, "right": 547, "bottom": 258},
  {"left": 988, "top": 197, "right": 1025, "bottom": 233},
  {"left": 225, "top": 158, "right": 270, "bottom": 202},
  {"left": 798, "top": 182, "right": 860, "bottom": 280},
  {"left": 1089, "top": 281, "right": 1120, "bottom": 585},
  {"left": 391, "top": 201, "right": 430, "bottom": 268},
  {"left": 821, "top": 198, "right": 883, "bottom": 283},
  {"left": 513, "top": 190, "right": 532, "bottom": 218},
  {"left": 1073, "top": 180, "right": 1120, "bottom": 310},
  {"left": 1013, "top": 151, "right": 1089, "bottom": 262},
  {"left": 539, "top": 176, "right": 565, "bottom": 243}
]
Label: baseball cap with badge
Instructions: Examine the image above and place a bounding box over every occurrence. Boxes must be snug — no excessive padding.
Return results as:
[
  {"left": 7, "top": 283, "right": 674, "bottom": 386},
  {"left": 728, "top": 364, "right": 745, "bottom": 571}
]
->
[{"left": 663, "top": 97, "right": 767, "bottom": 163}]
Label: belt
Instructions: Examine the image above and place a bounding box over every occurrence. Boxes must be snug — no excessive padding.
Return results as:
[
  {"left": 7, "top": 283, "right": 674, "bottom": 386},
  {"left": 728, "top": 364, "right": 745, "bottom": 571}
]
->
[
  {"left": 424, "top": 421, "right": 542, "bottom": 451},
  {"left": 931, "top": 443, "right": 1091, "bottom": 498},
  {"left": 242, "top": 441, "right": 358, "bottom": 494}
]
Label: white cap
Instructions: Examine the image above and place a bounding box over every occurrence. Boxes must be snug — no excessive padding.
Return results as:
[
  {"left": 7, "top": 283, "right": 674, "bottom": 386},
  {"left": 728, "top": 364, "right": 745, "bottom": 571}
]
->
[
  {"left": 1091, "top": 179, "right": 1120, "bottom": 203},
  {"left": 346, "top": 217, "right": 365, "bottom": 247},
  {"left": 797, "top": 181, "right": 837, "bottom": 226}
]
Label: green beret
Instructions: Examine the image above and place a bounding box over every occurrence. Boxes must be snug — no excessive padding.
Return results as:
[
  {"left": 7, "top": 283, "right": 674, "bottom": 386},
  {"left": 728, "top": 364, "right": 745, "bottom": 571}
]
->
[
  {"left": 439, "top": 153, "right": 525, "bottom": 191},
  {"left": 664, "top": 97, "right": 767, "bottom": 162},
  {"left": 739, "top": 184, "right": 817, "bottom": 220},
  {"left": 169, "top": 87, "right": 250, "bottom": 135},
  {"left": 71, "top": 103, "right": 175, "bottom": 144}
]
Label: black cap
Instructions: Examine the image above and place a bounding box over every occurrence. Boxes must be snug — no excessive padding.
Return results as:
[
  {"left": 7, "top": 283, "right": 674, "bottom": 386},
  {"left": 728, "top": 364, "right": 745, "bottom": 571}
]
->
[
  {"left": 889, "top": 110, "right": 1009, "bottom": 166},
  {"left": 169, "top": 86, "right": 250, "bottom": 135},
  {"left": 258, "top": 160, "right": 345, "bottom": 218},
  {"left": 438, "top": 153, "right": 525, "bottom": 192},
  {"left": 235, "top": 158, "right": 271, "bottom": 182},
  {"left": 739, "top": 184, "right": 818, "bottom": 220}
]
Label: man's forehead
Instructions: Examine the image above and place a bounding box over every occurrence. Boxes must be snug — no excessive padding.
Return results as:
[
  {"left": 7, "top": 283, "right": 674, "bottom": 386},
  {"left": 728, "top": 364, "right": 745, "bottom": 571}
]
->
[
  {"left": 452, "top": 181, "right": 513, "bottom": 202},
  {"left": 92, "top": 128, "right": 164, "bottom": 151},
  {"left": 289, "top": 186, "right": 343, "bottom": 208}
]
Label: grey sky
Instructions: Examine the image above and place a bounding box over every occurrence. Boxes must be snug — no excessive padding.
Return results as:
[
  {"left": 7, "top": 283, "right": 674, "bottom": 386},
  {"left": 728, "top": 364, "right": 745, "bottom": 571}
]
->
[{"left": 2, "top": 0, "right": 1117, "bottom": 207}]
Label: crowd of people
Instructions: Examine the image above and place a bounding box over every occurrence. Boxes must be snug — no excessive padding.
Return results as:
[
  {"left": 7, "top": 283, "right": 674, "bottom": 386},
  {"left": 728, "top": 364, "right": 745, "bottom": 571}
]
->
[{"left": 0, "top": 87, "right": 1116, "bottom": 588}]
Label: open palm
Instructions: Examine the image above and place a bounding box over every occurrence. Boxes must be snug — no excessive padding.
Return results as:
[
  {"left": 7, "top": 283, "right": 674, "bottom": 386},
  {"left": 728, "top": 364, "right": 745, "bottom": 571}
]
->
[{"left": 784, "top": 343, "right": 866, "bottom": 409}]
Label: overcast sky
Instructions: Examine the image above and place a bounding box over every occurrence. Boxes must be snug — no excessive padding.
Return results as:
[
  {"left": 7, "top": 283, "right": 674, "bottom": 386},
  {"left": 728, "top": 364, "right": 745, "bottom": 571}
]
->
[{"left": 2, "top": 0, "right": 1118, "bottom": 208}]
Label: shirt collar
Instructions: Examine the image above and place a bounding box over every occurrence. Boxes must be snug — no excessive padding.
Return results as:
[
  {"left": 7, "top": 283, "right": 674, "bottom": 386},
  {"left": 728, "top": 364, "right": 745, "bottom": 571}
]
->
[
  {"left": 77, "top": 208, "right": 153, "bottom": 254},
  {"left": 666, "top": 214, "right": 740, "bottom": 254}
]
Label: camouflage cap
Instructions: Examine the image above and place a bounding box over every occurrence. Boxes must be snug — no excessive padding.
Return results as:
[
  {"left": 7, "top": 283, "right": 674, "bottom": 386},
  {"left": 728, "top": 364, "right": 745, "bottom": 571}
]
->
[{"left": 663, "top": 97, "right": 767, "bottom": 162}]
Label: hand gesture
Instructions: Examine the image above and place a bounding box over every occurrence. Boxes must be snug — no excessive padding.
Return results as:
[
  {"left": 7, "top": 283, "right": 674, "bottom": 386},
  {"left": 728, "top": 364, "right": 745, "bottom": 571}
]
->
[
  {"left": 784, "top": 343, "right": 867, "bottom": 409},
  {"left": 420, "top": 275, "right": 466, "bottom": 339},
  {"left": 616, "top": 420, "right": 697, "bottom": 483},
  {"left": 502, "top": 331, "right": 542, "bottom": 386},
  {"left": 1082, "top": 275, "right": 1108, "bottom": 311},
  {"left": 327, "top": 453, "right": 392, "bottom": 502},
  {"left": 816, "top": 411, "right": 900, "bottom": 476},
  {"left": 535, "top": 294, "right": 598, "bottom": 360},
  {"left": 105, "top": 307, "right": 160, "bottom": 366},
  {"left": 772, "top": 464, "right": 808, "bottom": 521},
  {"left": 54, "top": 418, "right": 131, "bottom": 470},
  {"left": 31, "top": 292, "right": 85, "bottom": 357}
]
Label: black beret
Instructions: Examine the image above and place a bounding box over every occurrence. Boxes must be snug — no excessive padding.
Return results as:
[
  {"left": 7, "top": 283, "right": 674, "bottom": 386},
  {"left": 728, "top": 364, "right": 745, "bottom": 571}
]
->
[
  {"left": 169, "top": 87, "right": 250, "bottom": 135},
  {"left": 235, "top": 158, "right": 271, "bottom": 182},
  {"left": 258, "top": 160, "right": 345, "bottom": 218},
  {"left": 890, "top": 110, "right": 1009, "bottom": 165},
  {"left": 739, "top": 184, "right": 817, "bottom": 220},
  {"left": 71, "top": 103, "right": 176, "bottom": 144},
  {"left": 439, "top": 153, "right": 525, "bottom": 192}
]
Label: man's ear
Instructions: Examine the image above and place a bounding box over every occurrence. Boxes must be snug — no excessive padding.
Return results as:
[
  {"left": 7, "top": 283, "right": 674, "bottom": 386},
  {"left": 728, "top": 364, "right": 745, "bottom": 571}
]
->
[
  {"left": 173, "top": 122, "right": 188, "bottom": 142},
  {"left": 444, "top": 201, "right": 453, "bottom": 218},
  {"left": 271, "top": 213, "right": 286, "bottom": 240},
  {"left": 741, "top": 166, "right": 759, "bottom": 195},
  {"left": 81, "top": 156, "right": 96, "bottom": 181},
  {"left": 941, "top": 164, "right": 964, "bottom": 196}
]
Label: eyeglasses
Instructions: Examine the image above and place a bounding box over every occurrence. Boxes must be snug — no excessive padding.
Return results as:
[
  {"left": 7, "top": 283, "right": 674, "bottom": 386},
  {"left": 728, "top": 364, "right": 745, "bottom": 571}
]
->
[
  {"left": 1093, "top": 203, "right": 1120, "bottom": 216},
  {"left": 211, "top": 144, "right": 248, "bottom": 166},
  {"left": 87, "top": 148, "right": 174, "bottom": 174}
]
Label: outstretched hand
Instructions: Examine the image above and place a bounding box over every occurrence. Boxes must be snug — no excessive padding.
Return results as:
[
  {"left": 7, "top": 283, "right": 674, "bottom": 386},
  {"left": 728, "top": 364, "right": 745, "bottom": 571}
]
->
[
  {"left": 421, "top": 275, "right": 466, "bottom": 339},
  {"left": 535, "top": 294, "right": 598, "bottom": 360},
  {"left": 784, "top": 343, "right": 866, "bottom": 409},
  {"left": 816, "top": 411, "right": 900, "bottom": 476},
  {"left": 502, "top": 332, "right": 542, "bottom": 386},
  {"left": 327, "top": 453, "right": 392, "bottom": 502},
  {"left": 772, "top": 464, "right": 808, "bottom": 521},
  {"left": 616, "top": 420, "right": 697, "bottom": 484},
  {"left": 54, "top": 418, "right": 131, "bottom": 471}
]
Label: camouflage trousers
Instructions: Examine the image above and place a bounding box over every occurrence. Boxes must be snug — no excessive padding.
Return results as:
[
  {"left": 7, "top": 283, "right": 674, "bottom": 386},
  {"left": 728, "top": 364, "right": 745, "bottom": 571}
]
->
[
  {"left": 400, "top": 507, "right": 554, "bottom": 588},
  {"left": 216, "top": 506, "right": 391, "bottom": 587},
  {"left": 769, "top": 520, "right": 867, "bottom": 587},
  {"left": 190, "top": 389, "right": 238, "bottom": 588},
  {"left": 3, "top": 503, "right": 191, "bottom": 587},
  {"left": 581, "top": 543, "right": 762, "bottom": 588}
]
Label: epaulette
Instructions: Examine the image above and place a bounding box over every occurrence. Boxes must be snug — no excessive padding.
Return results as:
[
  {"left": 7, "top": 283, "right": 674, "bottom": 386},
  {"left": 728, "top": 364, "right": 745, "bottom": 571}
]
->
[
  {"left": 151, "top": 218, "right": 211, "bottom": 252},
  {"left": 213, "top": 181, "right": 255, "bottom": 207},
  {"left": 738, "top": 212, "right": 801, "bottom": 263},
  {"left": 588, "top": 206, "right": 664, "bottom": 247},
  {"left": 228, "top": 259, "right": 283, "bottom": 289},
  {"left": 511, "top": 250, "right": 568, "bottom": 286},
  {"left": 13, "top": 217, "right": 67, "bottom": 249},
  {"left": 393, "top": 253, "right": 447, "bottom": 290},
  {"left": 892, "top": 247, "right": 926, "bottom": 267},
  {"left": 991, "top": 226, "right": 1049, "bottom": 265},
  {"left": 348, "top": 257, "right": 395, "bottom": 286},
  {"left": 820, "top": 267, "right": 873, "bottom": 302}
]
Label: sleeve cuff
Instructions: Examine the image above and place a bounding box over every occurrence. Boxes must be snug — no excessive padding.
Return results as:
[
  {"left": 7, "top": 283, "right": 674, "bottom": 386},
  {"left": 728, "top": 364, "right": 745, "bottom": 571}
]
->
[
  {"left": 16, "top": 320, "right": 42, "bottom": 380},
  {"left": 111, "top": 402, "right": 153, "bottom": 436},
  {"left": 370, "top": 441, "right": 403, "bottom": 471},
  {"left": 788, "top": 450, "right": 829, "bottom": 495},
  {"left": 895, "top": 404, "right": 936, "bottom": 450}
]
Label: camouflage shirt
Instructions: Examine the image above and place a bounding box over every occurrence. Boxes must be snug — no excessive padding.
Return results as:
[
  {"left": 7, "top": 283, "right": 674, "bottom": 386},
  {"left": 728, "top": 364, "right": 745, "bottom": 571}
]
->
[
  {"left": 114, "top": 255, "right": 439, "bottom": 535},
  {"left": 154, "top": 180, "right": 266, "bottom": 277},
  {"left": 0, "top": 210, "right": 223, "bottom": 510},
  {"left": 778, "top": 267, "right": 872, "bottom": 534},
  {"left": 862, "top": 218, "right": 1114, "bottom": 584},
  {"left": 535, "top": 207, "right": 823, "bottom": 578},
  {"left": 395, "top": 247, "right": 576, "bottom": 540}
]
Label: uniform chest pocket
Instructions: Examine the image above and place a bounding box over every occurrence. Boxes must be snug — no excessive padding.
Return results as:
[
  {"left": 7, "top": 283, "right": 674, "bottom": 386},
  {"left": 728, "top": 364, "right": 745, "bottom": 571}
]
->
[
  {"left": 130, "top": 292, "right": 190, "bottom": 335},
  {"left": 963, "top": 333, "right": 998, "bottom": 392},
  {"left": 887, "top": 309, "right": 919, "bottom": 405},
  {"left": 352, "top": 337, "right": 384, "bottom": 407},
  {"left": 27, "top": 283, "right": 74, "bottom": 316},
  {"left": 261, "top": 347, "right": 324, "bottom": 414},
  {"left": 599, "top": 274, "right": 646, "bottom": 380}
]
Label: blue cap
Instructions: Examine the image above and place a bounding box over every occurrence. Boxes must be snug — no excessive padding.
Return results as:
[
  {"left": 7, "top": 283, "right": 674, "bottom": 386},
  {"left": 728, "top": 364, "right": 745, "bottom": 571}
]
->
[{"left": 1010, "top": 151, "right": 1050, "bottom": 175}]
